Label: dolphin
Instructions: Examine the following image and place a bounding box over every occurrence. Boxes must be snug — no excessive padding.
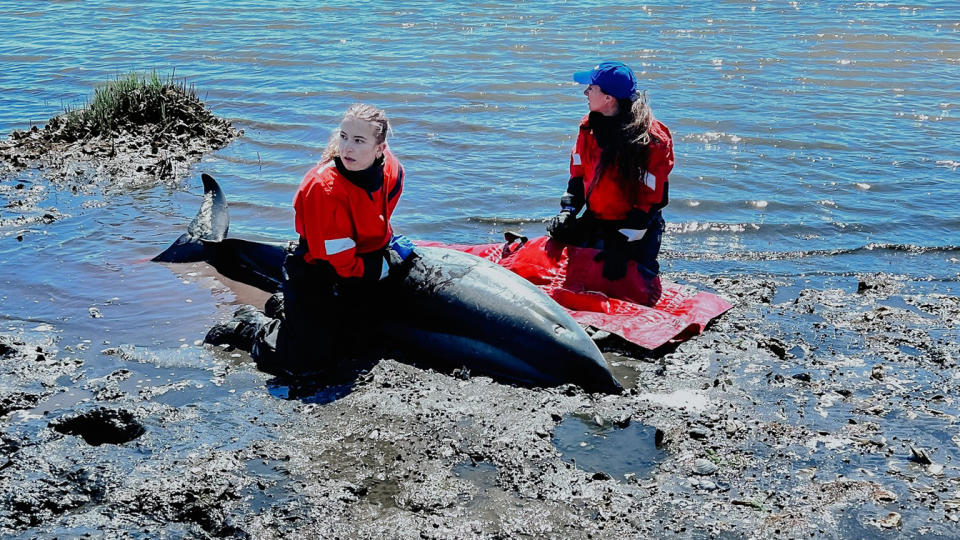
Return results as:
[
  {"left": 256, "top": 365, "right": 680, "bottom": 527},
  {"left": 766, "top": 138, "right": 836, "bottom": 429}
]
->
[{"left": 154, "top": 174, "right": 622, "bottom": 394}]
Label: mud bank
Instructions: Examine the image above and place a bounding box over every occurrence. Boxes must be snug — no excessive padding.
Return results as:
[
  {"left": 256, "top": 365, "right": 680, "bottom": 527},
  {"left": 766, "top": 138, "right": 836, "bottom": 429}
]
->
[
  {"left": 2, "top": 271, "right": 959, "bottom": 538},
  {"left": 0, "top": 77, "right": 241, "bottom": 238}
]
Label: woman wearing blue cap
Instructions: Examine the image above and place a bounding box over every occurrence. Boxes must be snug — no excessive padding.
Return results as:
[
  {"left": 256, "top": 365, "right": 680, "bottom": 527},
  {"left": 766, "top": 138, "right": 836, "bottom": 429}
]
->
[{"left": 546, "top": 61, "right": 674, "bottom": 283}]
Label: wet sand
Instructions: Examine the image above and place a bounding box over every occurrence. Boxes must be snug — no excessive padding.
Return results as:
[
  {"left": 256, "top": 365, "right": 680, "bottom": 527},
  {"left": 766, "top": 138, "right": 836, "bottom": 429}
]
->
[{"left": 2, "top": 105, "right": 959, "bottom": 538}]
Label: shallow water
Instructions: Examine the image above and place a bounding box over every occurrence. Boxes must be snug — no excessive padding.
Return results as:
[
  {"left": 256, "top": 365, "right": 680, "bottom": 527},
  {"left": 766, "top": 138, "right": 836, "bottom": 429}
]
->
[
  {"left": 553, "top": 414, "right": 665, "bottom": 481},
  {"left": 2, "top": 0, "right": 957, "bottom": 347}
]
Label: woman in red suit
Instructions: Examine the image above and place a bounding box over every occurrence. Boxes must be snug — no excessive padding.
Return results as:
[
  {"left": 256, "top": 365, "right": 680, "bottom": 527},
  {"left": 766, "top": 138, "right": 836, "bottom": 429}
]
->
[
  {"left": 207, "top": 104, "right": 415, "bottom": 376},
  {"left": 547, "top": 61, "right": 675, "bottom": 282}
]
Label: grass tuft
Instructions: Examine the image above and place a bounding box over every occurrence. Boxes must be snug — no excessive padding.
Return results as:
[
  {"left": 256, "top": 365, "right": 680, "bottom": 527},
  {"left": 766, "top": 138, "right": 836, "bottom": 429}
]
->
[{"left": 60, "top": 70, "right": 202, "bottom": 138}]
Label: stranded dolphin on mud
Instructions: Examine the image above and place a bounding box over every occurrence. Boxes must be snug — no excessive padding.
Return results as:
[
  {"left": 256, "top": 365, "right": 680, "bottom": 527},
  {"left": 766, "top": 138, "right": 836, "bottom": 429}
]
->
[{"left": 154, "top": 174, "right": 623, "bottom": 394}]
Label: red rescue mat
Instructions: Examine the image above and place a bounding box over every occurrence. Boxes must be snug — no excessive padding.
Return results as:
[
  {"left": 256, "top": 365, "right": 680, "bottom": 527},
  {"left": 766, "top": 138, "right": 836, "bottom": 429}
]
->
[{"left": 420, "top": 236, "right": 731, "bottom": 350}]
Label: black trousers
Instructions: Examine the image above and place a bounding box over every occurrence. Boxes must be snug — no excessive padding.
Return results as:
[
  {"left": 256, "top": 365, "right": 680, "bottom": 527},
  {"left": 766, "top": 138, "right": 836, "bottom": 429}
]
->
[
  {"left": 250, "top": 249, "right": 379, "bottom": 375},
  {"left": 551, "top": 210, "right": 665, "bottom": 279}
]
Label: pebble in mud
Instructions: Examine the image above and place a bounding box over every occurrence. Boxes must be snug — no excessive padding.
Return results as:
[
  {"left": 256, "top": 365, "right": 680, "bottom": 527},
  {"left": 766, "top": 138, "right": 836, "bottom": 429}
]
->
[
  {"left": 692, "top": 458, "right": 718, "bottom": 475},
  {"left": 877, "top": 512, "right": 902, "bottom": 529}
]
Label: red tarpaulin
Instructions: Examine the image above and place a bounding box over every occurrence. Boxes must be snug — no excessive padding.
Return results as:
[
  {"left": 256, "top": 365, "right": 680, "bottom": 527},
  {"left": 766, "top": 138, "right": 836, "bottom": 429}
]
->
[{"left": 420, "top": 236, "right": 731, "bottom": 350}]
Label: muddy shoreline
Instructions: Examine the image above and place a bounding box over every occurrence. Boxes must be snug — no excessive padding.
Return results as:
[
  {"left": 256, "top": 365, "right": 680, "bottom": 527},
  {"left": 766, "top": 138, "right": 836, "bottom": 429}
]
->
[
  {"left": 3, "top": 270, "right": 959, "bottom": 537},
  {"left": 2, "top": 105, "right": 960, "bottom": 537}
]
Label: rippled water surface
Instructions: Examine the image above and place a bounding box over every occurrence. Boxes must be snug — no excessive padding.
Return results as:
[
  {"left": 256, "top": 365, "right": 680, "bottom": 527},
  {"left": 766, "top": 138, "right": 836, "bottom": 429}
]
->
[{"left": 1, "top": 1, "right": 958, "bottom": 337}]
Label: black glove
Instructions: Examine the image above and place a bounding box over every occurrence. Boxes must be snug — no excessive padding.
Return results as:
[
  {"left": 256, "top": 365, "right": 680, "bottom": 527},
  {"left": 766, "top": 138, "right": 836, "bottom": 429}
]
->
[
  {"left": 546, "top": 209, "right": 576, "bottom": 237},
  {"left": 594, "top": 246, "right": 629, "bottom": 281}
]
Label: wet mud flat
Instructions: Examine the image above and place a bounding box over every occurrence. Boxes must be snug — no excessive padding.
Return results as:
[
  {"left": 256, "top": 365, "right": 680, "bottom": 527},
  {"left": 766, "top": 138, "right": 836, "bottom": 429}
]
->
[{"left": 2, "top": 270, "right": 959, "bottom": 538}]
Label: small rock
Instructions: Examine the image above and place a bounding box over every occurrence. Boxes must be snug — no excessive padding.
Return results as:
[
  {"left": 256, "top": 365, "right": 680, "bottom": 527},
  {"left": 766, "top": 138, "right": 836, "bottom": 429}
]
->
[
  {"left": 689, "top": 427, "right": 711, "bottom": 440},
  {"left": 591, "top": 471, "right": 611, "bottom": 481},
  {"left": 909, "top": 445, "right": 933, "bottom": 465},
  {"left": 877, "top": 512, "right": 901, "bottom": 529},
  {"left": 693, "top": 458, "right": 718, "bottom": 475},
  {"left": 874, "top": 489, "right": 897, "bottom": 503},
  {"left": 761, "top": 337, "right": 788, "bottom": 360},
  {"left": 724, "top": 420, "right": 744, "bottom": 436},
  {"left": 857, "top": 280, "right": 877, "bottom": 293}
]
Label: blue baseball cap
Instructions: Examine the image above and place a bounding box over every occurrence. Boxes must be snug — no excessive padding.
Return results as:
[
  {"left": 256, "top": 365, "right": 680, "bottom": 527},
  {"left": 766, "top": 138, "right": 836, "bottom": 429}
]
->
[{"left": 573, "top": 61, "right": 638, "bottom": 100}]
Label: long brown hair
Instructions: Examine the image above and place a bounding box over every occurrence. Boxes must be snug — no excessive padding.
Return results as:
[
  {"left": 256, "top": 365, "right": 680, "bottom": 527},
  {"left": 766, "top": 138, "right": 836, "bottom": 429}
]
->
[
  {"left": 596, "top": 92, "right": 655, "bottom": 190},
  {"left": 320, "top": 103, "right": 391, "bottom": 164}
]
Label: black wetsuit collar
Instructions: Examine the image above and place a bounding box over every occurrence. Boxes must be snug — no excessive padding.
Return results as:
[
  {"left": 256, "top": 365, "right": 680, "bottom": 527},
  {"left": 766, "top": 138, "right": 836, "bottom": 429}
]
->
[{"left": 334, "top": 155, "right": 385, "bottom": 193}]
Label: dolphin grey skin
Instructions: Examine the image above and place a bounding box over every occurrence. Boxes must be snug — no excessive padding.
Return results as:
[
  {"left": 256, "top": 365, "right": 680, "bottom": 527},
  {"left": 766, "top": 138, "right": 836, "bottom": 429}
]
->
[{"left": 154, "top": 174, "right": 623, "bottom": 394}]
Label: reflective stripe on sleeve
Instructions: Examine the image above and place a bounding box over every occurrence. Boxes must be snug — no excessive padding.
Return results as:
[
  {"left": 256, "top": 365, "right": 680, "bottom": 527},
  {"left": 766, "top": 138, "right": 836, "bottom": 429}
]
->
[{"left": 324, "top": 237, "right": 356, "bottom": 255}]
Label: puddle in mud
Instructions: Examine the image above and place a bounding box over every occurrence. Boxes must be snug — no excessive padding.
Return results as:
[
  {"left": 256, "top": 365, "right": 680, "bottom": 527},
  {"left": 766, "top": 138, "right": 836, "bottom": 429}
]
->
[
  {"left": 450, "top": 460, "right": 504, "bottom": 523},
  {"left": 552, "top": 414, "right": 665, "bottom": 481},
  {"left": 362, "top": 477, "right": 402, "bottom": 508},
  {"left": 244, "top": 459, "right": 292, "bottom": 513},
  {"left": 453, "top": 460, "right": 499, "bottom": 507},
  {"left": 772, "top": 282, "right": 805, "bottom": 305},
  {"left": 266, "top": 381, "right": 355, "bottom": 404},
  {"left": 882, "top": 296, "right": 934, "bottom": 318},
  {"left": 897, "top": 344, "right": 922, "bottom": 357}
]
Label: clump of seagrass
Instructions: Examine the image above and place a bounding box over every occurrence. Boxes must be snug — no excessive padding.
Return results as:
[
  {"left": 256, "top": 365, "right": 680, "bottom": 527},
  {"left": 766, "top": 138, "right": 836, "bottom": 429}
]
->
[{"left": 0, "top": 71, "right": 242, "bottom": 188}]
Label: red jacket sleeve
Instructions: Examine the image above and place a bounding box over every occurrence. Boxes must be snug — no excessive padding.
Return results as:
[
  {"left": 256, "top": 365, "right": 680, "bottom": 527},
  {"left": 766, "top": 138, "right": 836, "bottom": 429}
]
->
[
  {"left": 644, "top": 121, "right": 674, "bottom": 208},
  {"left": 569, "top": 130, "right": 586, "bottom": 181}
]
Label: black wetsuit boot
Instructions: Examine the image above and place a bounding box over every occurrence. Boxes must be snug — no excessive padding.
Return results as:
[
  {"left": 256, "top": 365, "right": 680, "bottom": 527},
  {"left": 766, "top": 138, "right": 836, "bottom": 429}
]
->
[{"left": 205, "top": 305, "right": 273, "bottom": 351}]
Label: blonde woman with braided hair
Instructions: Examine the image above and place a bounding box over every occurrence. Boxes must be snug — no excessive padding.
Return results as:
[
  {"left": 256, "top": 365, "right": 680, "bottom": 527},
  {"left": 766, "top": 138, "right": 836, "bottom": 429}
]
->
[{"left": 206, "top": 103, "right": 416, "bottom": 375}]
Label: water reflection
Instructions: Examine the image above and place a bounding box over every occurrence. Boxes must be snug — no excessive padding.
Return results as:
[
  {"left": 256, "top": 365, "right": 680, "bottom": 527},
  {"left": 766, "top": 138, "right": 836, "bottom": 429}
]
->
[{"left": 552, "top": 414, "right": 665, "bottom": 481}]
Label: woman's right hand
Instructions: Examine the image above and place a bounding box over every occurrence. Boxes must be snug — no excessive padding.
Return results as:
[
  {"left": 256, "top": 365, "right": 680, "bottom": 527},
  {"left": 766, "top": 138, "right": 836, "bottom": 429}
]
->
[{"left": 546, "top": 209, "right": 576, "bottom": 237}]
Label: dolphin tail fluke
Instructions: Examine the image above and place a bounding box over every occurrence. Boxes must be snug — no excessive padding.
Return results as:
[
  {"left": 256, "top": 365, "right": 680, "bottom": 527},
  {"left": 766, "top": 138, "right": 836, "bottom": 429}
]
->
[
  {"left": 153, "top": 174, "right": 287, "bottom": 292},
  {"left": 152, "top": 173, "right": 231, "bottom": 263}
]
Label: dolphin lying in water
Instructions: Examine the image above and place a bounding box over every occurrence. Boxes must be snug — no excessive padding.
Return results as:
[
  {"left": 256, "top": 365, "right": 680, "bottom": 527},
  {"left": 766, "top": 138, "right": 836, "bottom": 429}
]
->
[{"left": 154, "top": 174, "right": 622, "bottom": 394}]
